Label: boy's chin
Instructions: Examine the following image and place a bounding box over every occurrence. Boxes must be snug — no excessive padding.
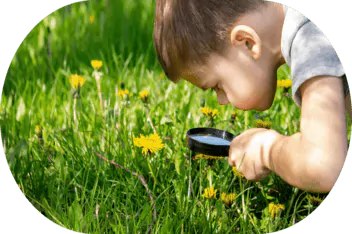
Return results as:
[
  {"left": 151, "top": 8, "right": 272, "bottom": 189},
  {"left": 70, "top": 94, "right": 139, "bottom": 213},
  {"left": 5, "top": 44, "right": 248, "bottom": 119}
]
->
[
  {"left": 255, "top": 101, "right": 273, "bottom": 111},
  {"left": 233, "top": 101, "right": 272, "bottom": 112}
]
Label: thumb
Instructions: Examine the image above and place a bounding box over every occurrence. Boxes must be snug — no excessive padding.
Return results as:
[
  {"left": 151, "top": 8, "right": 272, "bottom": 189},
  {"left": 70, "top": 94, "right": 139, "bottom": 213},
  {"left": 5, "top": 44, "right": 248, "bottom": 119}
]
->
[{"left": 228, "top": 138, "right": 243, "bottom": 167}]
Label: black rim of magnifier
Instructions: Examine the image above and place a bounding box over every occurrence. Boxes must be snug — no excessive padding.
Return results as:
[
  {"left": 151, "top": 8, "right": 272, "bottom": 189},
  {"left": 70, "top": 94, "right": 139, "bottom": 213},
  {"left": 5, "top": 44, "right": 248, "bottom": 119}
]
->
[{"left": 186, "top": 128, "right": 236, "bottom": 157}]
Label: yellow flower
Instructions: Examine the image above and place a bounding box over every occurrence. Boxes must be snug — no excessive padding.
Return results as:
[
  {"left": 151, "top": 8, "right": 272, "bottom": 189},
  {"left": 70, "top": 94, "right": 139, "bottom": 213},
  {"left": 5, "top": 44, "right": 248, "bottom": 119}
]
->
[
  {"left": 221, "top": 193, "right": 236, "bottom": 206},
  {"left": 133, "top": 133, "right": 164, "bottom": 155},
  {"left": 68, "top": 74, "right": 86, "bottom": 89},
  {"left": 202, "top": 187, "right": 218, "bottom": 199},
  {"left": 231, "top": 111, "right": 237, "bottom": 120},
  {"left": 194, "top": 154, "right": 224, "bottom": 160},
  {"left": 201, "top": 107, "right": 219, "bottom": 118},
  {"left": 117, "top": 89, "right": 130, "bottom": 97},
  {"left": 268, "top": 202, "right": 285, "bottom": 218},
  {"left": 35, "top": 125, "right": 42, "bottom": 136},
  {"left": 89, "top": 15, "right": 95, "bottom": 24},
  {"left": 159, "top": 72, "right": 165, "bottom": 79},
  {"left": 91, "top": 60, "right": 103, "bottom": 70},
  {"left": 277, "top": 79, "right": 292, "bottom": 89},
  {"left": 139, "top": 90, "right": 149, "bottom": 102},
  {"left": 256, "top": 119, "right": 272, "bottom": 129},
  {"left": 232, "top": 167, "right": 244, "bottom": 178},
  {"left": 307, "top": 195, "right": 323, "bottom": 205}
]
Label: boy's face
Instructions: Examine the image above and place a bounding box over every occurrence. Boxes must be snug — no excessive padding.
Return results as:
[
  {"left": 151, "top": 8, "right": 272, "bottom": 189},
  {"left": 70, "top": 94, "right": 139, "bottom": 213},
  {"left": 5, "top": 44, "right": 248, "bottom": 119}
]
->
[
  {"left": 177, "top": 3, "right": 285, "bottom": 111},
  {"left": 182, "top": 47, "right": 279, "bottom": 111}
]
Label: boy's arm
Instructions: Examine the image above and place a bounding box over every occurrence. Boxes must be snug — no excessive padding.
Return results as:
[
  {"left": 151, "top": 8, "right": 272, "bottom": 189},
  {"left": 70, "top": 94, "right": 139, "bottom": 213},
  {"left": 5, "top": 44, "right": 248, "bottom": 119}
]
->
[
  {"left": 268, "top": 76, "right": 348, "bottom": 193},
  {"left": 346, "top": 93, "right": 352, "bottom": 119}
]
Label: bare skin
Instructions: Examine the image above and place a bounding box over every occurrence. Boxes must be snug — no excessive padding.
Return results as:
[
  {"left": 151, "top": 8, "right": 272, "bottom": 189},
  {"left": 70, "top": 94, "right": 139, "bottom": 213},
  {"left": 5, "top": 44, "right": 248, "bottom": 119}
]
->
[{"left": 180, "top": 2, "right": 349, "bottom": 193}]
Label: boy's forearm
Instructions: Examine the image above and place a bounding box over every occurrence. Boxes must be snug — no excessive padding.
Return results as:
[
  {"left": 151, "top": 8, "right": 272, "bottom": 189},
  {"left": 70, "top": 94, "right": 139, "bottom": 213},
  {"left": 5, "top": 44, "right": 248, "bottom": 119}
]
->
[
  {"left": 267, "top": 132, "right": 344, "bottom": 193},
  {"left": 346, "top": 93, "right": 352, "bottom": 119},
  {"left": 266, "top": 76, "right": 348, "bottom": 193}
]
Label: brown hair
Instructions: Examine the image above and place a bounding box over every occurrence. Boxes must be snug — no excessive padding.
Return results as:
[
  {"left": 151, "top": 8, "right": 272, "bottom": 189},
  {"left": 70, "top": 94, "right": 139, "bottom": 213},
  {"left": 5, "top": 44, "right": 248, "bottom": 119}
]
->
[{"left": 154, "top": 0, "right": 266, "bottom": 82}]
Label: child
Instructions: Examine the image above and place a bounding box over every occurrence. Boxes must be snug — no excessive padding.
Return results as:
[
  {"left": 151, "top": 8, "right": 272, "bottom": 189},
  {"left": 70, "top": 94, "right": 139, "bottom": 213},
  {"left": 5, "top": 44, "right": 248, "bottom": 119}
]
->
[{"left": 153, "top": 0, "right": 350, "bottom": 193}]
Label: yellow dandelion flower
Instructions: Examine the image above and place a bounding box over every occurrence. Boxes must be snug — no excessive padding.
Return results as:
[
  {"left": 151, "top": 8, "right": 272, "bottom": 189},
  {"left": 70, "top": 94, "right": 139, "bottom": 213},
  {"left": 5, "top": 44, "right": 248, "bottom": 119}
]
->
[
  {"left": 221, "top": 193, "right": 236, "bottom": 206},
  {"left": 232, "top": 167, "right": 244, "bottom": 178},
  {"left": 307, "top": 195, "right": 323, "bottom": 205},
  {"left": 256, "top": 119, "right": 272, "bottom": 129},
  {"left": 139, "top": 90, "right": 149, "bottom": 102},
  {"left": 194, "top": 154, "right": 224, "bottom": 160},
  {"left": 268, "top": 202, "right": 285, "bottom": 218},
  {"left": 89, "top": 15, "right": 95, "bottom": 24},
  {"left": 231, "top": 111, "right": 237, "bottom": 120},
  {"left": 68, "top": 74, "right": 86, "bottom": 89},
  {"left": 264, "top": 121, "right": 272, "bottom": 129},
  {"left": 35, "top": 125, "right": 42, "bottom": 136},
  {"left": 202, "top": 187, "right": 218, "bottom": 199},
  {"left": 91, "top": 60, "right": 103, "bottom": 70},
  {"left": 117, "top": 89, "right": 130, "bottom": 97},
  {"left": 256, "top": 119, "right": 263, "bottom": 126},
  {"left": 159, "top": 73, "right": 165, "bottom": 79},
  {"left": 133, "top": 133, "right": 164, "bottom": 155},
  {"left": 277, "top": 79, "right": 292, "bottom": 89},
  {"left": 201, "top": 107, "right": 219, "bottom": 118}
]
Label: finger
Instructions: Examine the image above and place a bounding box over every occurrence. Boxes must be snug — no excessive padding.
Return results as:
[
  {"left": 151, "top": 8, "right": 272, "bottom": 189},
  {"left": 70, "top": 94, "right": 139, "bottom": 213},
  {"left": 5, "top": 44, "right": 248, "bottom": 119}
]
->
[
  {"left": 228, "top": 153, "right": 236, "bottom": 167},
  {"left": 236, "top": 152, "right": 246, "bottom": 170},
  {"left": 228, "top": 143, "right": 241, "bottom": 167},
  {"left": 250, "top": 170, "right": 270, "bottom": 182}
]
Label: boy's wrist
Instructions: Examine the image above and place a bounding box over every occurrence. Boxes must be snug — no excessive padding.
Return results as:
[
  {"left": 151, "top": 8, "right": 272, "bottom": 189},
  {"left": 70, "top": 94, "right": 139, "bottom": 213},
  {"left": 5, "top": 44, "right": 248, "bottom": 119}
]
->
[{"left": 263, "top": 130, "right": 284, "bottom": 171}]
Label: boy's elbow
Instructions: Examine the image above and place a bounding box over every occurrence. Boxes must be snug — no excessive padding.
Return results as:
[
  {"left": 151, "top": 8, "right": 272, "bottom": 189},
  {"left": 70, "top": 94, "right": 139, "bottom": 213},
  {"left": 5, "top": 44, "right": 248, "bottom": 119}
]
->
[{"left": 305, "top": 149, "right": 345, "bottom": 193}]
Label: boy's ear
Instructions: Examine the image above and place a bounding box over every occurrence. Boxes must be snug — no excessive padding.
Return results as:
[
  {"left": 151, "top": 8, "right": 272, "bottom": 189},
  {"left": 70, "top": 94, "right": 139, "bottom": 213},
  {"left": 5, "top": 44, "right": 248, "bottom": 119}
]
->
[{"left": 230, "top": 25, "right": 262, "bottom": 60}]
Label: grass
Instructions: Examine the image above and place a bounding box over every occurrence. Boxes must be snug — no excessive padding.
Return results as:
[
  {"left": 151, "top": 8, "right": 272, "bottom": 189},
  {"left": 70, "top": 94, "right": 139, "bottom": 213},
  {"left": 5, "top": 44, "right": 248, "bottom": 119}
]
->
[{"left": 1, "top": 0, "right": 351, "bottom": 233}]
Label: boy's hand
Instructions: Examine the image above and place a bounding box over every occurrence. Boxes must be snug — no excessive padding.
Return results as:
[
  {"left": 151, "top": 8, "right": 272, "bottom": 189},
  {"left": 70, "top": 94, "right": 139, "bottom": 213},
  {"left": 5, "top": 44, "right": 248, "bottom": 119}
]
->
[{"left": 228, "top": 128, "right": 281, "bottom": 181}]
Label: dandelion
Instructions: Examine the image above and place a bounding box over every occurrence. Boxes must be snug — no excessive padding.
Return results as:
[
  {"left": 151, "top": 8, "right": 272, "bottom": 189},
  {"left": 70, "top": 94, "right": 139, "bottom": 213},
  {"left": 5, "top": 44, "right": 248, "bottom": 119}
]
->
[
  {"left": 277, "top": 79, "right": 292, "bottom": 89},
  {"left": 91, "top": 60, "right": 104, "bottom": 113},
  {"left": 194, "top": 154, "right": 224, "bottom": 160},
  {"left": 91, "top": 60, "right": 103, "bottom": 71},
  {"left": 68, "top": 74, "right": 86, "bottom": 89},
  {"left": 202, "top": 187, "right": 218, "bottom": 199},
  {"left": 268, "top": 202, "right": 285, "bottom": 218},
  {"left": 306, "top": 195, "right": 323, "bottom": 205},
  {"left": 221, "top": 193, "right": 236, "bottom": 206},
  {"left": 201, "top": 107, "right": 219, "bottom": 118},
  {"left": 232, "top": 167, "right": 244, "bottom": 178},
  {"left": 256, "top": 119, "right": 272, "bottom": 129},
  {"left": 68, "top": 74, "right": 85, "bottom": 125},
  {"left": 139, "top": 90, "right": 149, "bottom": 103},
  {"left": 117, "top": 89, "right": 130, "bottom": 97},
  {"left": 231, "top": 111, "right": 237, "bottom": 120},
  {"left": 277, "top": 79, "right": 292, "bottom": 96},
  {"left": 133, "top": 133, "right": 164, "bottom": 155},
  {"left": 35, "top": 125, "right": 42, "bottom": 138},
  {"left": 89, "top": 15, "right": 95, "bottom": 24}
]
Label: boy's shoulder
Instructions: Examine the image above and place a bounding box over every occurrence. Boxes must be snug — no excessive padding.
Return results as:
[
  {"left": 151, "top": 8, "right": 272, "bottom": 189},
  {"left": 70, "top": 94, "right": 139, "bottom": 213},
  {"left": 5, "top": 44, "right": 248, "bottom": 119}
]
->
[{"left": 281, "top": 5, "right": 347, "bottom": 106}]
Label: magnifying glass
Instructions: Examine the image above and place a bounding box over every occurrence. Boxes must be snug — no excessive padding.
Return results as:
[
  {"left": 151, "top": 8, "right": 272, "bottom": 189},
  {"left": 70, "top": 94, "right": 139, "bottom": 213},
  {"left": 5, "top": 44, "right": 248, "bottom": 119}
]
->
[{"left": 186, "top": 127, "right": 236, "bottom": 157}]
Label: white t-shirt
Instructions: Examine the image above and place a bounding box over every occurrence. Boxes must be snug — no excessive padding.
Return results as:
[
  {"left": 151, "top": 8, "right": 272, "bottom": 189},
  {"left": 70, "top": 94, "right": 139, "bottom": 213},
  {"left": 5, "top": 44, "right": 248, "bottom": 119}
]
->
[{"left": 281, "top": 5, "right": 349, "bottom": 106}]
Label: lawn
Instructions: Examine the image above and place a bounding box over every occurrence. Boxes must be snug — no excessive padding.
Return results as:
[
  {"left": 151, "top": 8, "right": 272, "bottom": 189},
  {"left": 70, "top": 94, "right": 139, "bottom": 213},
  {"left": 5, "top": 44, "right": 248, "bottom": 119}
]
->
[{"left": 1, "top": 0, "right": 350, "bottom": 233}]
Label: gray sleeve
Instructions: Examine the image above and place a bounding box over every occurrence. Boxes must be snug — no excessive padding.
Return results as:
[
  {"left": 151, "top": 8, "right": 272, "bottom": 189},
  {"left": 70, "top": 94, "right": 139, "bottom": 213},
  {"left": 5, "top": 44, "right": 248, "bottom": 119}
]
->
[{"left": 290, "top": 22, "right": 347, "bottom": 106}]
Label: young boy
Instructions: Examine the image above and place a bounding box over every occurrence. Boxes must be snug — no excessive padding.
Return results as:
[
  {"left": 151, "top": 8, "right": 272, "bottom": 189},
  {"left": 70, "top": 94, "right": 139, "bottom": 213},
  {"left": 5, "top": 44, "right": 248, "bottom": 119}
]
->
[{"left": 153, "top": 0, "right": 350, "bottom": 193}]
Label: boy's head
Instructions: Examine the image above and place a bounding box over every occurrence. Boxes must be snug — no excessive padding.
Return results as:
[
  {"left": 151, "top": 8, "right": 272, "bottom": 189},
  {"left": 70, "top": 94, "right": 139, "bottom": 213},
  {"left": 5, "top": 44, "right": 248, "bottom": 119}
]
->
[{"left": 154, "top": 0, "right": 285, "bottom": 111}]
